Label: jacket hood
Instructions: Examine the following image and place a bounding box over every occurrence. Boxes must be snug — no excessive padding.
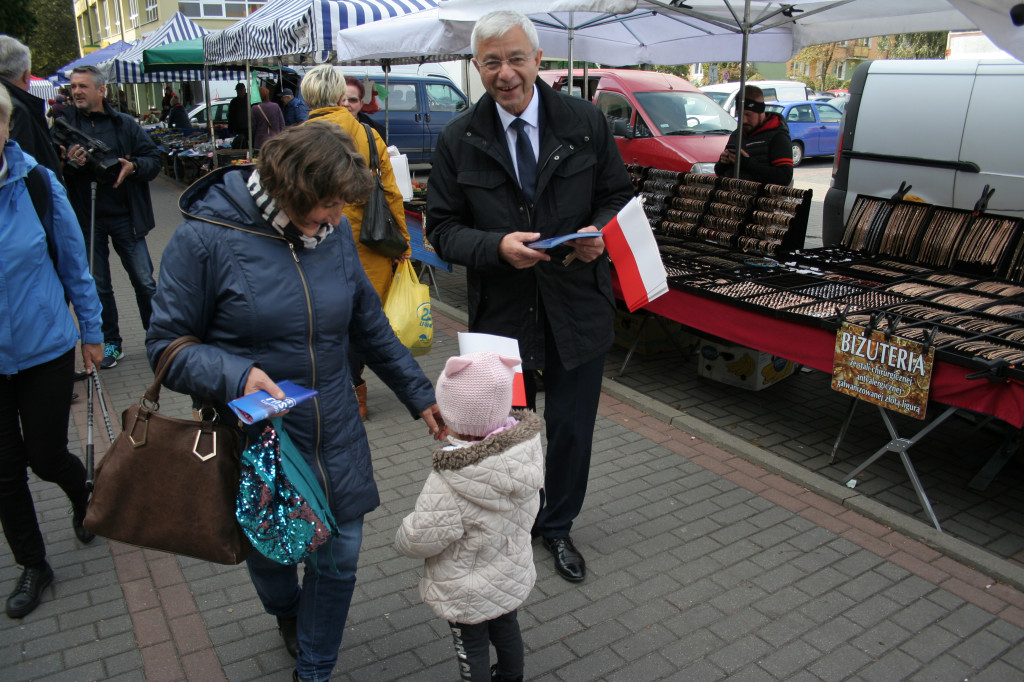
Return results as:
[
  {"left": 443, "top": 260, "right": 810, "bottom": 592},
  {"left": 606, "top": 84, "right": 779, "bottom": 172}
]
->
[
  {"left": 1, "top": 140, "right": 36, "bottom": 186},
  {"left": 755, "top": 112, "right": 789, "bottom": 136},
  {"left": 432, "top": 410, "right": 544, "bottom": 510},
  {"left": 178, "top": 165, "right": 271, "bottom": 234}
]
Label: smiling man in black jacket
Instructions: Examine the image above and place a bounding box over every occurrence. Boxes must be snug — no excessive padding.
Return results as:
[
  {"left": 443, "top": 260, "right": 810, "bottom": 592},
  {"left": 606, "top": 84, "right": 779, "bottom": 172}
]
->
[{"left": 426, "top": 11, "right": 633, "bottom": 584}]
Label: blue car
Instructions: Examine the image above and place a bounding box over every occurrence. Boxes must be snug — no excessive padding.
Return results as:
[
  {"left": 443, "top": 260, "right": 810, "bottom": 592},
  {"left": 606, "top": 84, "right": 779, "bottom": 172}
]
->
[{"left": 765, "top": 100, "right": 843, "bottom": 166}]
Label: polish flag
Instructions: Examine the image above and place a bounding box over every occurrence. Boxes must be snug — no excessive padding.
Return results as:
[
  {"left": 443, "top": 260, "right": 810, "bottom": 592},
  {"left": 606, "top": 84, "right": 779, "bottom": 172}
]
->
[
  {"left": 602, "top": 197, "right": 668, "bottom": 312},
  {"left": 457, "top": 332, "right": 527, "bottom": 407}
]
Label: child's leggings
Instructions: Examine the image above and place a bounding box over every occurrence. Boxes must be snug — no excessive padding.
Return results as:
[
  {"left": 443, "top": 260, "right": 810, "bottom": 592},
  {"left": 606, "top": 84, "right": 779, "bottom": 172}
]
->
[{"left": 448, "top": 610, "right": 524, "bottom": 682}]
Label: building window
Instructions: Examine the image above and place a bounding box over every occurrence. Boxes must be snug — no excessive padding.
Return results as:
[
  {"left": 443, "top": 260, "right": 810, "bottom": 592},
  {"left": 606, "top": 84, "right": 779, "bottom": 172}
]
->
[
  {"left": 128, "top": 0, "right": 139, "bottom": 28},
  {"left": 180, "top": 1, "right": 263, "bottom": 18},
  {"left": 145, "top": 0, "right": 159, "bottom": 23}
]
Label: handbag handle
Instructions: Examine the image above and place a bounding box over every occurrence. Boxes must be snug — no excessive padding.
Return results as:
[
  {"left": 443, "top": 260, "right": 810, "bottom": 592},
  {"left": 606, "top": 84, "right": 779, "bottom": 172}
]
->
[
  {"left": 363, "top": 123, "right": 381, "bottom": 176},
  {"left": 144, "top": 335, "right": 202, "bottom": 406}
]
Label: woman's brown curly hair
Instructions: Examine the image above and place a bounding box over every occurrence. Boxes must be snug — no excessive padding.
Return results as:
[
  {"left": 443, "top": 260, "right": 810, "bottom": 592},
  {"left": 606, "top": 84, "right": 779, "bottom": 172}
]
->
[{"left": 257, "top": 121, "right": 373, "bottom": 220}]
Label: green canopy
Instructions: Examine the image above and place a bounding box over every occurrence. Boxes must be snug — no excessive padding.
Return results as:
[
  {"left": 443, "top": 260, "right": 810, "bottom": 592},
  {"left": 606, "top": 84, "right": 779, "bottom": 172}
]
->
[{"left": 141, "top": 37, "right": 205, "bottom": 72}]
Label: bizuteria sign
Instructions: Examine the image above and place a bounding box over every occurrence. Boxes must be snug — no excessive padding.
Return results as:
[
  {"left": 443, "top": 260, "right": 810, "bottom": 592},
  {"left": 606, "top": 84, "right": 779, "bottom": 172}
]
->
[{"left": 831, "top": 322, "right": 935, "bottom": 420}]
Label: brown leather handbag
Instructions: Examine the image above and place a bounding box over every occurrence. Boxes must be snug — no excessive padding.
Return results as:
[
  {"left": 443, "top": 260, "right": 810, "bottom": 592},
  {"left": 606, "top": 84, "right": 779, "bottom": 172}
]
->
[{"left": 84, "top": 336, "right": 252, "bottom": 564}]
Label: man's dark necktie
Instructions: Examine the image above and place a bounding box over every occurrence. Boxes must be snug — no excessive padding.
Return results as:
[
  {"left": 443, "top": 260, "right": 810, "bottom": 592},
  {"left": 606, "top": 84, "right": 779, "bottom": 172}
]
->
[{"left": 511, "top": 118, "right": 537, "bottom": 202}]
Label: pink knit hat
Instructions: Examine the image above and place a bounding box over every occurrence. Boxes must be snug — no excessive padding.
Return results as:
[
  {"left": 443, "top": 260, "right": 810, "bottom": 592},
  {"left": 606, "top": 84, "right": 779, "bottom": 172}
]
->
[{"left": 436, "top": 351, "right": 521, "bottom": 438}]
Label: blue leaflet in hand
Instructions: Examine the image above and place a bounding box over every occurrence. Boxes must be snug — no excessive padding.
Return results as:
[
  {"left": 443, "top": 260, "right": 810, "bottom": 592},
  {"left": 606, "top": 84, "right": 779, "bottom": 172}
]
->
[
  {"left": 228, "top": 380, "right": 318, "bottom": 424},
  {"left": 526, "top": 232, "right": 602, "bottom": 249}
]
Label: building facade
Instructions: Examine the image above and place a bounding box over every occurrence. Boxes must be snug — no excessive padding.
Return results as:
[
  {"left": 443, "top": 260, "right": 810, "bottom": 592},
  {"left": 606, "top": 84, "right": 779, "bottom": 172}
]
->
[{"left": 73, "top": 0, "right": 263, "bottom": 52}]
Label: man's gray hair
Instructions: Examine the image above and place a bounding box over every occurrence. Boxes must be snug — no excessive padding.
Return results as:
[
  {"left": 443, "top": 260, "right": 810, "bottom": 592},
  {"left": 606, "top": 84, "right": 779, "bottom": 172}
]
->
[
  {"left": 0, "top": 35, "right": 31, "bottom": 83},
  {"left": 300, "top": 64, "right": 346, "bottom": 110},
  {"left": 471, "top": 11, "right": 539, "bottom": 58},
  {"left": 0, "top": 84, "right": 12, "bottom": 127},
  {"left": 72, "top": 65, "right": 106, "bottom": 88}
]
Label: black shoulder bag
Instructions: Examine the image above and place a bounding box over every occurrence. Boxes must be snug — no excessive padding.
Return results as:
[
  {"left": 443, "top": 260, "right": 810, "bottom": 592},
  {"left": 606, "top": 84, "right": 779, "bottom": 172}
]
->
[{"left": 358, "top": 123, "right": 407, "bottom": 258}]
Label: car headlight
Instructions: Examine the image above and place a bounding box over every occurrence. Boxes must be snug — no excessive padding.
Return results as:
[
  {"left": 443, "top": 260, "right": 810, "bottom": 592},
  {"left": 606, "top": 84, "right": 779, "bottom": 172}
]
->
[{"left": 690, "top": 162, "right": 717, "bottom": 174}]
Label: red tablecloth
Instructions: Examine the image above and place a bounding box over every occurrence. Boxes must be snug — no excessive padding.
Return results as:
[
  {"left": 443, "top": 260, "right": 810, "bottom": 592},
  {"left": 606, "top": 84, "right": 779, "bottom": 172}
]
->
[{"left": 615, "top": 277, "right": 1024, "bottom": 428}]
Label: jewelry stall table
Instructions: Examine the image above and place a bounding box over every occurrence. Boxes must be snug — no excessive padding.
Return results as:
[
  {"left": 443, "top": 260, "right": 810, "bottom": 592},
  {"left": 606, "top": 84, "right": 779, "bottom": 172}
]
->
[{"left": 612, "top": 273, "right": 1024, "bottom": 531}]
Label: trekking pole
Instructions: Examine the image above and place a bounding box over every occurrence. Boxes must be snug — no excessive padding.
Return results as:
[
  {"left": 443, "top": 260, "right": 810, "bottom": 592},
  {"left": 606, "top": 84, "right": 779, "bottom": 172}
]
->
[
  {"left": 92, "top": 370, "right": 116, "bottom": 443},
  {"left": 84, "top": 181, "right": 101, "bottom": 492},
  {"left": 86, "top": 367, "right": 95, "bottom": 492}
]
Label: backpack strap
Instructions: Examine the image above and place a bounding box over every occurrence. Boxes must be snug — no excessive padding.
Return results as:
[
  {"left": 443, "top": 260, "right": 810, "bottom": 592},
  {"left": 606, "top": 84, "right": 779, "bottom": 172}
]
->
[{"left": 25, "top": 164, "right": 58, "bottom": 268}]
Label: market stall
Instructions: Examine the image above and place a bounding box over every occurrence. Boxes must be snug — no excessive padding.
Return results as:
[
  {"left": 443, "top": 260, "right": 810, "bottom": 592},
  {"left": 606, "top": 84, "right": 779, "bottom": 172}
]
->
[{"left": 611, "top": 163, "right": 1024, "bottom": 529}]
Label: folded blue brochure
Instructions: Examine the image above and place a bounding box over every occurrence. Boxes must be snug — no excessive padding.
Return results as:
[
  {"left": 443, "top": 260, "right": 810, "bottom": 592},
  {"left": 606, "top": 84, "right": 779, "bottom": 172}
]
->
[
  {"left": 526, "top": 232, "right": 602, "bottom": 249},
  {"left": 229, "top": 380, "right": 318, "bottom": 424}
]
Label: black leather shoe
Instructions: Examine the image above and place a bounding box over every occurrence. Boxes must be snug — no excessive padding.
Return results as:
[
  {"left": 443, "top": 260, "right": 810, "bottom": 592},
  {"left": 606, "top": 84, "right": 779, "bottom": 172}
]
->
[
  {"left": 6, "top": 563, "right": 54, "bottom": 619},
  {"left": 541, "top": 535, "right": 586, "bottom": 583},
  {"left": 72, "top": 498, "right": 95, "bottom": 544},
  {"left": 72, "top": 369, "right": 89, "bottom": 382},
  {"left": 278, "top": 615, "right": 299, "bottom": 659}
]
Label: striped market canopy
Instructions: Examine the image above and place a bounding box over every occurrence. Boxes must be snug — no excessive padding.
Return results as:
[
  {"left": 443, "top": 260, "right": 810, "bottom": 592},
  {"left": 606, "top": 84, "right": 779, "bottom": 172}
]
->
[
  {"left": 55, "top": 40, "right": 134, "bottom": 82},
  {"left": 99, "top": 12, "right": 244, "bottom": 83},
  {"left": 203, "top": 0, "right": 440, "bottom": 66}
]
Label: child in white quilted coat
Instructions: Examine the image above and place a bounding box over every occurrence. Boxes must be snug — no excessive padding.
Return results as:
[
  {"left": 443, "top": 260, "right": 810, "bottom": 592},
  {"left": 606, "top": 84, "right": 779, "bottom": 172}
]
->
[{"left": 395, "top": 351, "right": 544, "bottom": 682}]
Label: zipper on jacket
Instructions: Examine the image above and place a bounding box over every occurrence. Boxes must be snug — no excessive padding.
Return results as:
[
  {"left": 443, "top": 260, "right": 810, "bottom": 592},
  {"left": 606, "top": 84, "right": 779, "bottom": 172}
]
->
[{"left": 286, "top": 244, "right": 329, "bottom": 507}]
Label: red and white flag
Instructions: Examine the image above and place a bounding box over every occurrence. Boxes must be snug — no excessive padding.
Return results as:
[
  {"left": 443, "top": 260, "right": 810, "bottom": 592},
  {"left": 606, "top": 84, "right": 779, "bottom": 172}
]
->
[
  {"left": 457, "top": 332, "right": 527, "bottom": 407},
  {"left": 602, "top": 196, "right": 668, "bottom": 312}
]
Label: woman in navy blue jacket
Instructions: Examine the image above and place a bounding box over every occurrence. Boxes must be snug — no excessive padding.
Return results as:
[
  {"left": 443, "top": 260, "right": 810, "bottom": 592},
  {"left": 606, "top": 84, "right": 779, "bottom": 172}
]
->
[
  {"left": 146, "top": 122, "right": 445, "bottom": 682},
  {"left": 0, "top": 86, "right": 104, "bottom": 620}
]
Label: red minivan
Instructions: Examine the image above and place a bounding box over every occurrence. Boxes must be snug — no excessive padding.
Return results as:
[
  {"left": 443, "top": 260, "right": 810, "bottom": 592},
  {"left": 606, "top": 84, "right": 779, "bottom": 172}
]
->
[{"left": 539, "top": 69, "right": 736, "bottom": 174}]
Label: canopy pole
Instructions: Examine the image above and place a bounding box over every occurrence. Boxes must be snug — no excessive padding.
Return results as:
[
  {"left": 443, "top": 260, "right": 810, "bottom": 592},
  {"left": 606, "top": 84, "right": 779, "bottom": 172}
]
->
[
  {"left": 567, "top": 13, "right": 575, "bottom": 96},
  {"left": 204, "top": 62, "right": 216, "bottom": 169},
  {"left": 733, "top": 0, "right": 751, "bottom": 179},
  {"left": 384, "top": 60, "right": 391, "bottom": 143},
  {"left": 246, "top": 61, "right": 254, "bottom": 161},
  {"left": 461, "top": 56, "right": 471, "bottom": 101}
]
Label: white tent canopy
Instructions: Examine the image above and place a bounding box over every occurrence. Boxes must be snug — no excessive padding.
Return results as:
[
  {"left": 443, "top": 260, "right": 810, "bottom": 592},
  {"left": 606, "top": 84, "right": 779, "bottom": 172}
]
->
[
  {"left": 432, "top": 0, "right": 1024, "bottom": 64},
  {"left": 204, "top": 0, "right": 442, "bottom": 66}
]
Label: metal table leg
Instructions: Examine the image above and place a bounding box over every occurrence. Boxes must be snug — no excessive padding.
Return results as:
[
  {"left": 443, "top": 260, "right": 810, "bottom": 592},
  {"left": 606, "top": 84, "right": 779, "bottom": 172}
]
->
[
  {"left": 619, "top": 314, "right": 651, "bottom": 376},
  {"left": 844, "top": 404, "right": 959, "bottom": 532},
  {"left": 830, "top": 397, "right": 859, "bottom": 464},
  {"left": 418, "top": 263, "right": 442, "bottom": 302}
]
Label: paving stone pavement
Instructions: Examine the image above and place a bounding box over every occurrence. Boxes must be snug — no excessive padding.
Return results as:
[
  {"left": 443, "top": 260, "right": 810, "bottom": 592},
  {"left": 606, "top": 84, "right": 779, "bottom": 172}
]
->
[{"left": 3, "top": 174, "right": 1024, "bottom": 681}]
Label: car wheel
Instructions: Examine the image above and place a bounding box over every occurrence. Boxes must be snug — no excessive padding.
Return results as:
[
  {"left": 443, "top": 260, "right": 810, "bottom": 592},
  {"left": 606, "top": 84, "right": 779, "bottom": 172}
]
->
[{"left": 792, "top": 141, "right": 804, "bottom": 167}]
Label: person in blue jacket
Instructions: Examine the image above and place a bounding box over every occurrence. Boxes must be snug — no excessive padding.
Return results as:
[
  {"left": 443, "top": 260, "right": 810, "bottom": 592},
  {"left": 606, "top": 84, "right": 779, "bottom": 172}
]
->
[
  {"left": 0, "top": 85, "right": 104, "bottom": 620},
  {"left": 145, "top": 121, "right": 446, "bottom": 682}
]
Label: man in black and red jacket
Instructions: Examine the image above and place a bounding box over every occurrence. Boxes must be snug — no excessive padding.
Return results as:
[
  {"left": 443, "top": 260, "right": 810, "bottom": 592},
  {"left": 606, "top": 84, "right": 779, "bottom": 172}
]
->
[{"left": 715, "top": 84, "right": 794, "bottom": 186}]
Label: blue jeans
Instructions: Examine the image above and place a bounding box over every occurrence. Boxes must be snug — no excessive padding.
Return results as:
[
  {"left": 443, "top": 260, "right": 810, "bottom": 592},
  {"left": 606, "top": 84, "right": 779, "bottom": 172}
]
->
[
  {"left": 246, "top": 516, "right": 364, "bottom": 682},
  {"left": 87, "top": 217, "right": 156, "bottom": 347}
]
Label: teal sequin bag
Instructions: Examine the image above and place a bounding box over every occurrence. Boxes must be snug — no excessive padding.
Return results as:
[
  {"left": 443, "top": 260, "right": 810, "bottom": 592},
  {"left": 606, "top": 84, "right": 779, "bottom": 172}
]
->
[{"left": 236, "top": 417, "right": 337, "bottom": 565}]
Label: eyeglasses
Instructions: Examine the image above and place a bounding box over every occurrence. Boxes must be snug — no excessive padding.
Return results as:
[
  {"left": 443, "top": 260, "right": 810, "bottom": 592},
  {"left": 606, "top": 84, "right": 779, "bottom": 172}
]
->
[
  {"left": 343, "top": 97, "right": 361, "bottom": 103},
  {"left": 477, "top": 53, "right": 535, "bottom": 73}
]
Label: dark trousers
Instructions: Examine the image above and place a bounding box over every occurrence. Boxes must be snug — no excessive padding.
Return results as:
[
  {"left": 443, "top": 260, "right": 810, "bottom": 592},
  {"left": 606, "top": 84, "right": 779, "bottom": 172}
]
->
[
  {"left": 0, "top": 348, "right": 89, "bottom": 568},
  {"left": 524, "top": 332, "right": 605, "bottom": 538},
  {"left": 449, "top": 610, "right": 523, "bottom": 682},
  {"left": 85, "top": 216, "right": 156, "bottom": 347}
]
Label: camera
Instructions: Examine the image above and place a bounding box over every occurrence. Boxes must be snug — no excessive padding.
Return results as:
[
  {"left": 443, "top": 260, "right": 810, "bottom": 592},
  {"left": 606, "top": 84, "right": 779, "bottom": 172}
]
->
[{"left": 53, "top": 118, "right": 122, "bottom": 184}]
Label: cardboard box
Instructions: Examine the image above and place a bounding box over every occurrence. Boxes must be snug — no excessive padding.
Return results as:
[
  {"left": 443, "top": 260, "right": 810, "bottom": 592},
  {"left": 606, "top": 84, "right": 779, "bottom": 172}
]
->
[
  {"left": 614, "top": 308, "right": 696, "bottom": 356},
  {"left": 697, "top": 339, "right": 795, "bottom": 390}
]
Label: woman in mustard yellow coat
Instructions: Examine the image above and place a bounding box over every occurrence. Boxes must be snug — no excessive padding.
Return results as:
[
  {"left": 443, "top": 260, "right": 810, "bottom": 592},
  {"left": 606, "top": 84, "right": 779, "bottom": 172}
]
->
[{"left": 300, "top": 65, "right": 411, "bottom": 418}]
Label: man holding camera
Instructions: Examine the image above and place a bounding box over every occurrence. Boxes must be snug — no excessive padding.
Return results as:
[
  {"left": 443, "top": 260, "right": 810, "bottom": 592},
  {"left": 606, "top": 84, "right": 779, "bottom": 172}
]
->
[{"left": 60, "top": 65, "right": 160, "bottom": 369}]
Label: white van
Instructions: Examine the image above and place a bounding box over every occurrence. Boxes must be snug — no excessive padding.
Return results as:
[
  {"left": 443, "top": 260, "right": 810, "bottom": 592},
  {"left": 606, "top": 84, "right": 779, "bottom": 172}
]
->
[
  {"left": 700, "top": 79, "right": 813, "bottom": 115},
  {"left": 822, "top": 59, "right": 1024, "bottom": 246}
]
